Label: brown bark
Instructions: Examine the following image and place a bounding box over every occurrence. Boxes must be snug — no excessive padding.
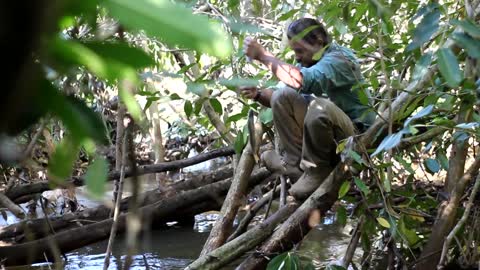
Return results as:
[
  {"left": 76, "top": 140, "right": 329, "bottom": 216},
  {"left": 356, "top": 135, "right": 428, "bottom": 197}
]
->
[
  {"left": 4, "top": 147, "right": 235, "bottom": 203},
  {"left": 200, "top": 120, "right": 263, "bottom": 255},
  {"left": 416, "top": 155, "right": 480, "bottom": 270},
  {"left": 0, "top": 192, "right": 25, "bottom": 218},
  {"left": 0, "top": 165, "right": 234, "bottom": 242},
  {"left": 0, "top": 169, "right": 272, "bottom": 266},
  {"left": 186, "top": 203, "right": 298, "bottom": 270}
]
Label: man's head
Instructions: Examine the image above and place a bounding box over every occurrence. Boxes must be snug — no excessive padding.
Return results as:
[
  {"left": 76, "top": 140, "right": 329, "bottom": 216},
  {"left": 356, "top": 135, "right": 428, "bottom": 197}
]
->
[{"left": 287, "top": 18, "right": 330, "bottom": 67}]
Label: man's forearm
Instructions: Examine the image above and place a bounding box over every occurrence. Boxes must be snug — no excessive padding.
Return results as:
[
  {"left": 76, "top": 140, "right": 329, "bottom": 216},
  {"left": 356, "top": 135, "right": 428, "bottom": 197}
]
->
[
  {"left": 255, "top": 88, "right": 273, "bottom": 107},
  {"left": 259, "top": 52, "right": 303, "bottom": 89}
]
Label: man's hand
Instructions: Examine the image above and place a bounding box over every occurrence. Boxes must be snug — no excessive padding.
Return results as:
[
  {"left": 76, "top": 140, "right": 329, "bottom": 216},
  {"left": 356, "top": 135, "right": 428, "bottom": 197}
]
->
[
  {"left": 240, "top": 86, "right": 259, "bottom": 100},
  {"left": 243, "top": 37, "right": 266, "bottom": 61}
]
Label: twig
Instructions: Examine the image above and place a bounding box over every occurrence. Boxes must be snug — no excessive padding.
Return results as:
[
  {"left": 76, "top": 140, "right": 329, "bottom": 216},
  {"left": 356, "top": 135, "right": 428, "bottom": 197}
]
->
[
  {"left": 340, "top": 215, "right": 365, "bottom": 268},
  {"left": 124, "top": 121, "right": 141, "bottom": 270},
  {"left": 103, "top": 130, "right": 128, "bottom": 270},
  {"left": 22, "top": 120, "right": 45, "bottom": 160},
  {"left": 264, "top": 179, "right": 278, "bottom": 220},
  {"left": 438, "top": 174, "right": 480, "bottom": 269}
]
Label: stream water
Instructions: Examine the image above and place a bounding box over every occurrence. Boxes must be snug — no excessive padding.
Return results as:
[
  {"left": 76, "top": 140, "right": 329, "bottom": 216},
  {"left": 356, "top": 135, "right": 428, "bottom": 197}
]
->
[{"left": 2, "top": 157, "right": 360, "bottom": 270}]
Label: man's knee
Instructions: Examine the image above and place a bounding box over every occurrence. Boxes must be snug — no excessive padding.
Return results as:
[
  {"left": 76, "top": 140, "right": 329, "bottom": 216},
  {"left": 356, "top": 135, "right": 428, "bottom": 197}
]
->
[{"left": 270, "top": 87, "right": 301, "bottom": 109}]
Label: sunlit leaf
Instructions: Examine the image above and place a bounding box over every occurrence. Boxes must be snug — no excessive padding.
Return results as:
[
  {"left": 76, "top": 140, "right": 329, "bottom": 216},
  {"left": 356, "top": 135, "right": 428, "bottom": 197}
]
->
[
  {"left": 377, "top": 217, "right": 391, "bottom": 228},
  {"left": 85, "top": 156, "right": 108, "bottom": 199},
  {"left": 184, "top": 100, "right": 193, "bottom": 118},
  {"left": 354, "top": 177, "right": 370, "bottom": 195},
  {"left": 259, "top": 108, "right": 273, "bottom": 124},
  {"left": 234, "top": 130, "right": 245, "bottom": 154},
  {"left": 84, "top": 42, "right": 155, "bottom": 68},
  {"left": 437, "top": 48, "right": 463, "bottom": 88},
  {"left": 424, "top": 158, "right": 440, "bottom": 174},
  {"left": 104, "top": 0, "right": 232, "bottom": 58},
  {"left": 278, "top": 9, "right": 299, "bottom": 21},
  {"left": 209, "top": 98, "right": 223, "bottom": 115},
  {"left": 338, "top": 181, "right": 351, "bottom": 198},
  {"left": 336, "top": 205, "right": 347, "bottom": 226},
  {"left": 406, "top": 3, "right": 440, "bottom": 51},
  {"left": 371, "top": 132, "right": 404, "bottom": 157},
  {"left": 412, "top": 52, "right": 433, "bottom": 81},
  {"left": 404, "top": 105, "right": 434, "bottom": 127},
  {"left": 119, "top": 86, "right": 143, "bottom": 121},
  {"left": 450, "top": 19, "right": 480, "bottom": 39},
  {"left": 451, "top": 33, "right": 480, "bottom": 59},
  {"left": 266, "top": 252, "right": 300, "bottom": 270},
  {"left": 48, "top": 137, "right": 80, "bottom": 183}
]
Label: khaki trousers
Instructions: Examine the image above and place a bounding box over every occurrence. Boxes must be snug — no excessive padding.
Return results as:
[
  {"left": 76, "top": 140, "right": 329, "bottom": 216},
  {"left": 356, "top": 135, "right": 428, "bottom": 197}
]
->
[{"left": 270, "top": 87, "right": 355, "bottom": 176}]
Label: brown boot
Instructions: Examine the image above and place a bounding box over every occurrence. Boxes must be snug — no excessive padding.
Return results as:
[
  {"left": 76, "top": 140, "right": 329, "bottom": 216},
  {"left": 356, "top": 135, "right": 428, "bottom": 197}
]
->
[
  {"left": 260, "top": 150, "right": 303, "bottom": 181},
  {"left": 288, "top": 168, "right": 332, "bottom": 200}
]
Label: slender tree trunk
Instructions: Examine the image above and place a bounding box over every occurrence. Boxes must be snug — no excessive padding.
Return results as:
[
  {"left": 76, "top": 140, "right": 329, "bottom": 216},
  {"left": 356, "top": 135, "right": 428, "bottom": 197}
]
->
[{"left": 200, "top": 119, "right": 263, "bottom": 255}]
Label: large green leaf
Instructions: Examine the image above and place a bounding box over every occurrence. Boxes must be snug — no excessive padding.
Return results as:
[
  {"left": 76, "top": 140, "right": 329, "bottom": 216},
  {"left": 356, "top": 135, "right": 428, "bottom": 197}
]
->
[
  {"left": 49, "top": 38, "right": 139, "bottom": 83},
  {"left": 450, "top": 19, "right": 480, "bottom": 39},
  {"left": 259, "top": 108, "right": 273, "bottom": 124},
  {"left": 406, "top": 3, "right": 440, "bottom": 51},
  {"left": 437, "top": 48, "right": 463, "bottom": 88},
  {"left": 424, "top": 158, "right": 440, "bottom": 174},
  {"left": 336, "top": 205, "right": 347, "bottom": 226},
  {"left": 412, "top": 52, "right": 433, "bottom": 81},
  {"left": 43, "top": 82, "right": 109, "bottom": 144},
  {"left": 84, "top": 42, "right": 155, "bottom": 68},
  {"left": 85, "top": 156, "right": 108, "bottom": 199},
  {"left": 451, "top": 33, "right": 480, "bottom": 59},
  {"left": 209, "top": 98, "right": 223, "bottom": 115},
  {"left": 354, "top": 177, "right": 370, "bottom": 196},
  {"left": 48, "top": 137, "right": 80, "bottom": 183},
  {"left": 103, "top": 0, "right": 232, "bottom": 58},
  {"left": 338, "top": 181, "right": 351, "bottom": 198},
  {"left": 266, "top": 252, "right": 300, "bottom": 270}
]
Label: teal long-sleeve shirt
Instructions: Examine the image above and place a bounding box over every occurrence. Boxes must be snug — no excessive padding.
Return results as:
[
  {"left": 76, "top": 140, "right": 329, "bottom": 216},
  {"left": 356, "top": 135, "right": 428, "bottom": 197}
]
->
[{"left": 300, "top": 42, "right": 375, "bottom": 131}]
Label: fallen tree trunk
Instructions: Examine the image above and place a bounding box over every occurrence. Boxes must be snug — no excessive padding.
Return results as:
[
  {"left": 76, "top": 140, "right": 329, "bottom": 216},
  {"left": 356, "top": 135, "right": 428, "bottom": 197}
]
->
[
  {"left": 186, "top": 203, "right": 298, "bottom": 270},
  {"left": 0, "top": 165, "right": 234, "bottom": 242},
  {"left": 5, "top": 147, "right": 235, "bottom": 203},
  {"left": 0, "top": 168, "right": 272, "bottom": 266},
  {"left": 0, "top": 192, "right": 25, "bottom": 218}
]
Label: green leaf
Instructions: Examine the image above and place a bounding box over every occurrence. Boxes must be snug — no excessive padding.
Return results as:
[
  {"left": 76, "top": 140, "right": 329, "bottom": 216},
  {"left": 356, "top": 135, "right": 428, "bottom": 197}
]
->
[
  {"left": 194, "top": 99, "right": 204, "bottom": 115},
  {"left": 450, "top": 19, "right": 480, "bottom": 39},
  {"left": 371, "top": 132, "right": 404, "bottom": 157},
  {"left": 227, "top": 0, "right": 240, "bottom": 12},
  {"left": 49, "top": 38, "right": 138, "bottom": 83},
  {"left": 354, "top": 177, "right": 370, "bottom": 195},
  {"left": 437, "top": 48, "right": 463, "bottom": 88},
  {"left": 85, "top": 156, "right": 108, "bottom": 199},
  {"left": 406, "top": 4, "right": 440, "bottom": 51},
  {"left": 438, "top": 152, "right": 449, "bottom": 170},
  {"left": 424, "top": 158, "right": 440, "bottom": 174},
  {"left": 338, "top": 181, "right": 351, "bottom": 198},
  {"left": 84, "top": 42, "right": 155, "bottom": 68},
  {"left": 451, "top": 33, "right": 480, "bottom": 59},
  {"left": 209, "top": 98, "right": 223, "bottom": 115},
  {"left": 412, "top": 52, "right": 433, "bottom": 81},
  {"left": 348, "top": 150, "right": 365, "bottom": 165},
  {"left": 234, "top": 130, "right": 246, "bottom": 154},
  {"left": 278, "top": 9, "right": 299, "bottom": 21},
  {"left": 376, "top": 217, "right": 391, "bottom": 228},
  {"left": 259, "top": 108, "right": 273, "bottom": 124},
  {"left": 266, "top": 252, "right": 300, "bottom": 270},
  {"left": 226, "top": 112, "right": 247, "bottom": 124},
  {"left": 187, "top": 83, "right": 207, "bottom": 96},
  {"left": 404, "top": 105, "right": 434, "bottom": 127},
  {"left": 336, "top": 205, "right": 347, "bottom": 226},
  {"left": 184, "top": 100, "right": 193, "bottom": 118},
  {"left": 103, "top": 0, "right": 232, "bottom": 58},
  {"left": 398, "top": 217, "right": 420, "bottom": 246},
  {"left": 48, "top": 137, "right": 80, "bottom": 183},
  {"left": 44, "top": 83, "right": 109, "bottom": 144},
  {"left": 119, "top": 87, "right": 143, "bottom": 121},
  {"left": 357, "top": 88, "right": 370, "bottom": 106}
]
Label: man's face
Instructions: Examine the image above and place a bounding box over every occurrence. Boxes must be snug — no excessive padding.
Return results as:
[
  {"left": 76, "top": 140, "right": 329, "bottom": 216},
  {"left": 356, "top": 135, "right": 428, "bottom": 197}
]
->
[{"left": 288, "top": 40, "right": 323, "bottom": 68}]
